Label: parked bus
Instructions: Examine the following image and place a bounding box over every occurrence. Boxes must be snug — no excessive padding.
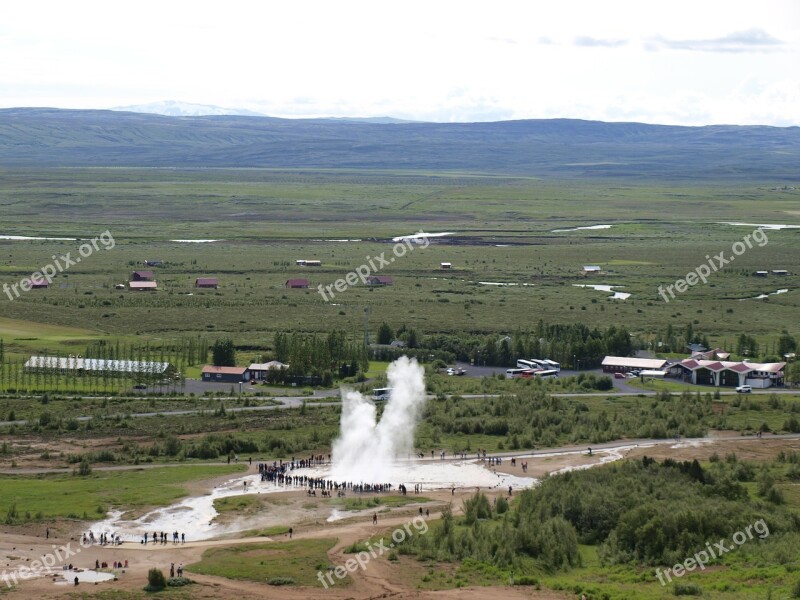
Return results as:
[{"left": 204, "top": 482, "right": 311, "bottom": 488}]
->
[
  {"left": 539, "top": 359, "right": 561, "bottom": 372},
  {"left": 516, "top": 359, "right": 541, "bottom": 369},
  {"left": 535, "top": 369, "right": 559, "bottom": 379},
  {"left": 372, "top": 387, "right": 392, "bottom": 400},
  {"left": 506, "top": 368, "right": 528, "bottom": 379}
]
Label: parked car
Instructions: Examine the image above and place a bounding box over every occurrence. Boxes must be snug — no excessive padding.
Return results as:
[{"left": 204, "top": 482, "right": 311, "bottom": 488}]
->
[
  {"left": 736, "top": 385, "right": 752, "bottom": 393},
  {"left": 614, "top": 372, "right": 626, "bottom": 379}
]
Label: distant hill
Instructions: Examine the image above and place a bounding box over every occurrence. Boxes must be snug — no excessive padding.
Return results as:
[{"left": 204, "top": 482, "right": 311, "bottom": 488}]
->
[{"left": 0, "top": 108, "right": 797, "bottom": 180}]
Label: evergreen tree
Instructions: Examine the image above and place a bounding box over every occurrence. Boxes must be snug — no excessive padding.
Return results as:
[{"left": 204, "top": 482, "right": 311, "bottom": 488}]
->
[{"left": 211, "top": 339, "right": 236, "bottom": 366}]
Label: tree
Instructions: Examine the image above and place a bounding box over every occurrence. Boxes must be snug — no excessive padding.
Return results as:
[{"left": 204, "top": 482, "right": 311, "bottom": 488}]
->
[
  {"left": 377, "top": 323, "right": 394, "bottom": 345},
  {"left": 211, "top": 339, "right": 236, "bottom": 366},
  {"left": 778, "top": 330, "right": 797, "bottom": 358},
  {"left": 146, "top": 568, "right": 166, "bottom": 591}
]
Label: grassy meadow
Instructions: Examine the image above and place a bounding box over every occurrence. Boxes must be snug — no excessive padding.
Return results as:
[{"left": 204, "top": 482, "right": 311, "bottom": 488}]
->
[{"left": 0, "top": 168, "right": 797, "bottom": 356}]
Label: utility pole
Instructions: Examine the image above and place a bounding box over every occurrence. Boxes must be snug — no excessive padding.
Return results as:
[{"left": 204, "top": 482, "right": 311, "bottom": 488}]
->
[{"left": 364, "top": 306, "right": 370, "bottom": 347}]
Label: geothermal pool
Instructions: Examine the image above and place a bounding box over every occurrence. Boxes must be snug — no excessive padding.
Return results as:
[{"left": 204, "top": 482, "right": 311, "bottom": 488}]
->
[{"left": 93, "top": 458, "right": 536, "bottom": 542}]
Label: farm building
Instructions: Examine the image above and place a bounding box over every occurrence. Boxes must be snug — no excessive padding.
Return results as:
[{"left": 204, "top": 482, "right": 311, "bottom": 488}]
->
[
  {"left": 201, "top": 365, "right": 251, "bottom": 382},
  {"left": 24, "top": 356, "right": 172, "bottom": 376},
  {"left": 440, "top": 262, "right": 452, "bottom": 269},
  {"left": 773, "top": 270, "right": 789, "bottom": 276},
  {"left": 195, "top": 277, "right": 218, "bottom": 288},
  {"left": 248, "top": 361, "right": 289, "bottom": 381},
  {"left": 601, "top": 356, "right": 669, "bottom": 373},
  {"left": 285, "top": 278, "right": 310, "bottom": 289},
  {"left": 24, "top": 278, "right": 49, "bottom": 289},
  {"left": 129, "top": 281, "right": 157, "bottom": 291},
  {"left": 131, "top": 270, "right": 155, "bottom": 281},
  {"left": 366, "top": 275, "right": 393, "bottom": 286},
  {"left": 754, "top": 271, "right": 769, "bottom": 277},
  {"left": 670, "top": 359, "right": 785, "bottom": 388},
  {"left": 582, "top": 265, "right": 602, "bottom": 274},
  {"left": 296, "top": 260, "right": 321, "bottom": 267}
]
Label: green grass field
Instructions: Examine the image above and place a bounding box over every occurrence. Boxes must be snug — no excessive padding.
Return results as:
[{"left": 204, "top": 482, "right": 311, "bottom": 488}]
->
[
  {"left": 0, "top": 464, "right": 246, "bottom": 521},
  {"left": 188, "top": 538, "right": 343, "bottom": 587},
  {"left": 0, "top": 169, "right": 797, "bottom": 354}
]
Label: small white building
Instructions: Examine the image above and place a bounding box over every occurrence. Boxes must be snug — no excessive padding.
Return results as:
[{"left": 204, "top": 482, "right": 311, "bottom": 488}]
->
[{"left": 440, "top": 262, "right": 452, "bottom": 269}]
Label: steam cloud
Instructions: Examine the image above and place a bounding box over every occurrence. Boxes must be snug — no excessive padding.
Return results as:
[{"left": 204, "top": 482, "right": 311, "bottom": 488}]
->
[{"left": 329, "top": 356, "right": 427, "bottom": 483}]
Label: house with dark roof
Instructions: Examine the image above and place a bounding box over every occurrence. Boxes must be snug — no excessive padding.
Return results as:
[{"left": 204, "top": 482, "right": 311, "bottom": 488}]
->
[
  {"left": 367, "top": 275, "right": 393, "bottom": 286},
  {"left": 285, "top": 278, "right": 310, "bottom": 289},
  {"left": 131, "top": 270, "right": 155, "bottom": 281},
  {"left": 195, "top": 277, "right": 218, "bottom": 289},
  {"left": 201, "top": 365, "right": 251, "bottom": 383}
]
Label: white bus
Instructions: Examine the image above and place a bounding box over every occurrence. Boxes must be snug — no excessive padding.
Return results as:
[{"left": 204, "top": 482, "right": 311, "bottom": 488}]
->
[
  {"left": 535, "top": 369, "right": 559, "bottom": 379},
  {"left": 539, "top": 359, "right": 561, "bottom": 372},
  {"left": 506, "top": 368, "right": 528, "bottom": 379},
  {"left": 372, "top": 387, "right": 392, "bottom": 401},
  {"left": 516, "top": 359, "right": 542, "bottom": 369}
]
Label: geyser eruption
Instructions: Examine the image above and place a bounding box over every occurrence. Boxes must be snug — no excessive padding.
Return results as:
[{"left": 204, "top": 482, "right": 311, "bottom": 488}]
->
[{"left": 330, "top": 356, "right": 426, "bottom": 483}]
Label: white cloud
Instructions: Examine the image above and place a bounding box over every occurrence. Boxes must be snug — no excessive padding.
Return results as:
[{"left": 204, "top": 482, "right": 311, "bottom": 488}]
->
[
  {"left": 0, "top": 0, "right": 797, "bottom": 125},
  {"left": 648, "top": 28, "right": 787, "bottom": 53}
]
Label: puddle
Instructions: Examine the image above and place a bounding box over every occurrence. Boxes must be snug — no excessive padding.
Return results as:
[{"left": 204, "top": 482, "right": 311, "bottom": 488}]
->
[
  {"left": 574, "top": 284, "right": 631, "bottom": 300},
  {"left": 0, "top": 235, "right": 77, "bottom": 241},
  {"left": 391, "top": 232, "right": 455, "bottom": 242},
  {"left": 54, "top": 569, "right": 115, "bottom": 585},
  {"left": 552, "top": 224, "right": 614, "bottom": 233},
  {"left": 740, "top": 288, "right": 789, "bottom": 300},
  {"left": 720, "top": 222, "right": 800, "bottom": 230}
]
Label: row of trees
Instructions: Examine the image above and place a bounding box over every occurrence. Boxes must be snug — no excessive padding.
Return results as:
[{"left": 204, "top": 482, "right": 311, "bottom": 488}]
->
[
  {"left": 654, "top": 324, "right": 798, "bottom": 361},
  {"left": 272, "top": 330, "right": 369, "bottom": 384},
  {"left": 376, "top": 321, "right": 634, "bottom": 368}
]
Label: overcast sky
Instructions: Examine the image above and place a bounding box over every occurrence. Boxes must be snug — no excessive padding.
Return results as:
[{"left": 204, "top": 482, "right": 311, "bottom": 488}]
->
[{"left": 2, "top": 0, "right": 798, "bottom": 125}]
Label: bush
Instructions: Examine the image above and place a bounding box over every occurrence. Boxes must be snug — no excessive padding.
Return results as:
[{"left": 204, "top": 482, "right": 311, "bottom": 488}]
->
[
  {"left": 267, "top": 577, "right": 295, "bottom": 586},
  {"left": 673, "top": 582, "right": 702, "bottom": 595},
  {"left": 166, "top": 576, "right": 192, "bottom": 587},
  {"left": 145, "top": 568, "right": 166, "bottom": 591},
  {"left": 75, "top": 458, "right": 92, "bottom": 476},
  {"left": 514, "top": 575, "right": 539, "bottom": 586}
]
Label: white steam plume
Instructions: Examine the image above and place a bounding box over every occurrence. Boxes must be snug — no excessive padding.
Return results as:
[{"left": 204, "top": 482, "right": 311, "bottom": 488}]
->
[{"left": 329, "top": 356, "right": 426, "bottom": 483}]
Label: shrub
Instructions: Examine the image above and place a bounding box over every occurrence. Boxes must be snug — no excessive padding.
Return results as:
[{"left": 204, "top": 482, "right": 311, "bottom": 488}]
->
[
  {"left": 145, "top": 568, "right": 166, "bottom": 591},
  {"left": 166, "top": 576, "right": 192, "bottom": 587},
  {"left": 267, "top": 577, "right": 295, "bottom": 586},
  {"left": 673, "top": 582, "right": 702, "bottom": 595},
  {"left": 514, "top": 575, "right": 539, "bottom": 586}
]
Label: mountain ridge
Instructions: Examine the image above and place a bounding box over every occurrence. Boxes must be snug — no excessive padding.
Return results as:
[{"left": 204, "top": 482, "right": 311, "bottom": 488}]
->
[{"left": 0, "top": 108, "right": 797, "bottom": 180}]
